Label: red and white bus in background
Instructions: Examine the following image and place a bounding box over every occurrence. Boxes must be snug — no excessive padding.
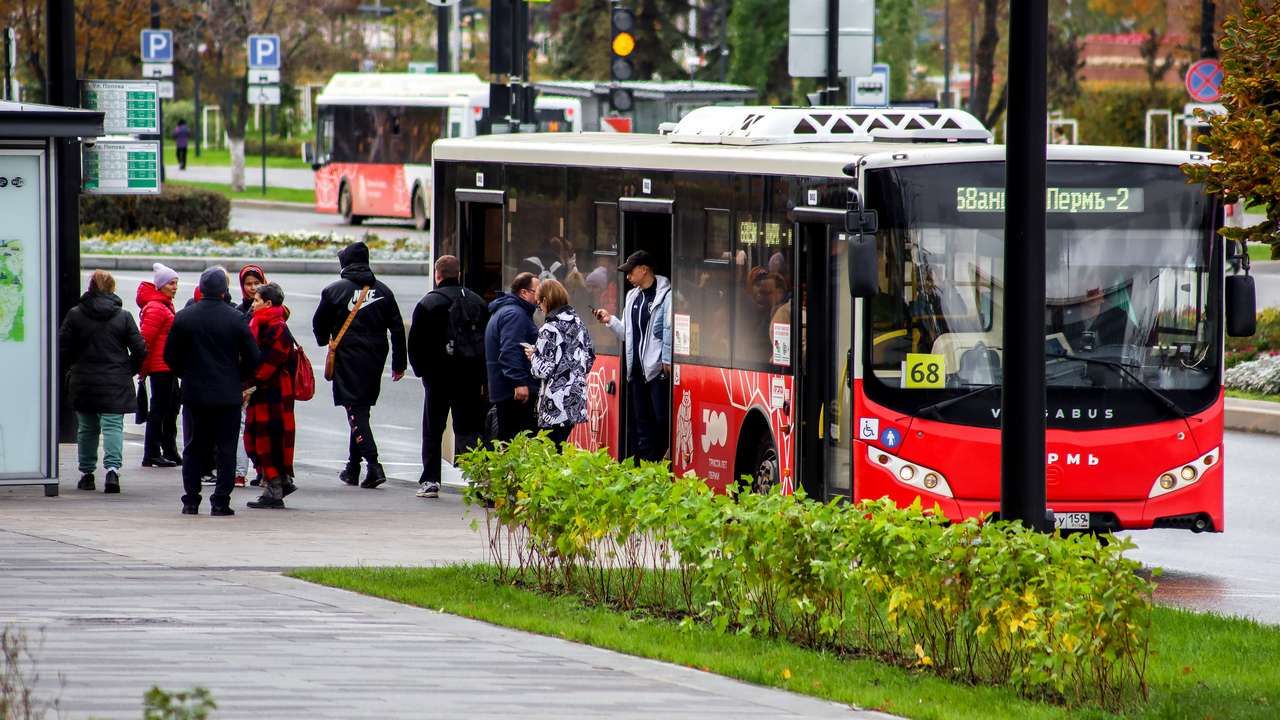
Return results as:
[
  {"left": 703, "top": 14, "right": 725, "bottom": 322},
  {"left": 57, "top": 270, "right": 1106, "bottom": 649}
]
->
[
  {"left": 432, "top": 105, "right": 1254, "bottom": 534},
  {"left": 310, "top": 73, "right": 580, "bottom": 230}
]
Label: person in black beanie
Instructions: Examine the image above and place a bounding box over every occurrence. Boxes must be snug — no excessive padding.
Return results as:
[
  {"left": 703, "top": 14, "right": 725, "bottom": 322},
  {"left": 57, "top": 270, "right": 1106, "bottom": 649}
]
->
[
  {"left": 311, "top": 241, "right": 407, "bottom": 489},
  {"left": 165, "top": 266, "right": 261, "bottom": 516}
]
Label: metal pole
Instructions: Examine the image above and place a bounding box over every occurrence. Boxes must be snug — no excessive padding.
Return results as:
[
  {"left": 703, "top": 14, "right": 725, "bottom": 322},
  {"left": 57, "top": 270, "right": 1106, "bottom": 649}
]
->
[
  {"left": 194, "top": 52, "right": 202, "bottom": 157},
  {"left": 3, "top": 28, "right": 14, "bottom": 100},
  {"left": 1199, "top": 0, "right": 1216, "bottom": 58},
  {"left": 943, "top": 0, "right": 951, "bottom": 105},
  {"left": 437, "top": 5, "right": 450, "bottom": 72},
  {"left": 824, "top": 0, "right": 839, "bottom": 105},
  {"left": 968, "top": 4, "right": 975, "bottom": 108},
  {"left": 261, "top": 107, "right": 267, "bottom": 196},
  {"left": 999, "top": 0, "right": 1049, "bottom": 531},
  {"left": 151, "top": 0, "right": 166, "bottom": 183},
  {"left": 47, "top": 0, "right": 79, "bottom": 443}
]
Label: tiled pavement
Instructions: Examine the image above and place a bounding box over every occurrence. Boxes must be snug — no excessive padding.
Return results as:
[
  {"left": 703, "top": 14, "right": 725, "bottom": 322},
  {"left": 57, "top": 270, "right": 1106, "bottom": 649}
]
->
[{"left": 0, "top": 445, "right": 890, "bottom": 719}]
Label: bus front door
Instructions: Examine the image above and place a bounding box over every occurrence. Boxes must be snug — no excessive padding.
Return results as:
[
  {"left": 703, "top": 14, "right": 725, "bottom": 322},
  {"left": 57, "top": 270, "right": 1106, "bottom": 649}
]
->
[
  {"left": 456, "top": 189, "right": 505, "bottom": 301},
  {"left": 795, "top": 218, "right": 853, "bottom": 500},
  {"left": 618, "top": 197, "right": 674, "bottom": 461}
]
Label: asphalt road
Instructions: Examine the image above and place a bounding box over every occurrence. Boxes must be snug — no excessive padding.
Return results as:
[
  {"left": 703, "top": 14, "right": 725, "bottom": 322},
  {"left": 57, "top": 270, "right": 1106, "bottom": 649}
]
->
[{"left": 230, "top": 204, "right": 432, "bottom": 244}]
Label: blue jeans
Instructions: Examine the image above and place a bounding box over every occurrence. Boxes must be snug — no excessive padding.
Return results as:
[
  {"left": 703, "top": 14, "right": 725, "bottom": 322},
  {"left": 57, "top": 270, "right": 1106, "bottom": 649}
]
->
[{"left": 77, "top": 412, "right": 124, "bottom": 474}]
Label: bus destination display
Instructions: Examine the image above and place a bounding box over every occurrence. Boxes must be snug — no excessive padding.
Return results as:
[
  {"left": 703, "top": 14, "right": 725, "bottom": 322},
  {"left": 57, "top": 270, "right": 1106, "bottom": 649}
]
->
[{"left": 955, "top": 186, "right": 1145, "bottom": 214}]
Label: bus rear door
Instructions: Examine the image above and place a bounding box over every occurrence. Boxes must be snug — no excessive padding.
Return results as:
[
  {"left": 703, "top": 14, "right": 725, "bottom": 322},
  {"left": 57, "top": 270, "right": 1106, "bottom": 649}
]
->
[
  {"left": 618, "top": 197, "right": 675, "bottom": 461},
  {"left": 456, "top": 189, "right": 505, "bottom": 301}
]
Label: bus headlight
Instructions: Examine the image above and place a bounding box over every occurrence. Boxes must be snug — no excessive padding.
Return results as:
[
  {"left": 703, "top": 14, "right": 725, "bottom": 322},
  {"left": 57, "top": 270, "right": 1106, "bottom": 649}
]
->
[
  {"left": 1149, "top": 447, "right": 1219, "bottom": 498},
  {"left": 867, "top": 446, "right": 952, "bottom": 498}
]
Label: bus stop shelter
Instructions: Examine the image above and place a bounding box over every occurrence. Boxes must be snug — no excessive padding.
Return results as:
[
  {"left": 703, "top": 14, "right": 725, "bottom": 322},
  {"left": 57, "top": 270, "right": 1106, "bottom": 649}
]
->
[
  {"left": 0, "top": 99, "right": 104, "bottom": 497},
  {"left": 535, "top": 80, "right": 757, "bottom": 133}
]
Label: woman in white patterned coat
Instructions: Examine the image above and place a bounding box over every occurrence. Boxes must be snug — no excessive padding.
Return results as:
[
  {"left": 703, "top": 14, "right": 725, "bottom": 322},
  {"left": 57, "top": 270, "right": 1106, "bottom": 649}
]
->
[{"left": 524, "top": 279, "right": 596, "bottom": 448}]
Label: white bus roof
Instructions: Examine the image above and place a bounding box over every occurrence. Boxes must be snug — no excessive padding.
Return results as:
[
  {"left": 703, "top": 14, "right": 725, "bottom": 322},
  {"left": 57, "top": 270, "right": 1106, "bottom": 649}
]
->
[
  {"left": 433, "top": 132, "right": 1207, "bottom": 180},
  {"left": 317, "top": 72, "right": 487, "bottom": 106}
]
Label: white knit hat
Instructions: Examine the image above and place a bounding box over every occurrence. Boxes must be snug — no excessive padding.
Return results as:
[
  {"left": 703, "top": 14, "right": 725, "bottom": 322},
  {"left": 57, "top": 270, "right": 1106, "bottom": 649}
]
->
[{"left": 153, "top": 262, "right": 178, "bottom": 289}]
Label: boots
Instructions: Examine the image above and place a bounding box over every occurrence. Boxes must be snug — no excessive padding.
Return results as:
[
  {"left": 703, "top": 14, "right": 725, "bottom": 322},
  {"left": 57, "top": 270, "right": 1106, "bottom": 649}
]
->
[
  {"left": 247, "top": 496, "right": 284, "bottom": 509},
  {"left": 339, "top": 462, "right": 361, "bottom": 486},
  {"left": 360, "top": 462, "right": 387, "bottom": 489},
  {"left": 103, "top": 470, "right": 120, "bottom": 494}
]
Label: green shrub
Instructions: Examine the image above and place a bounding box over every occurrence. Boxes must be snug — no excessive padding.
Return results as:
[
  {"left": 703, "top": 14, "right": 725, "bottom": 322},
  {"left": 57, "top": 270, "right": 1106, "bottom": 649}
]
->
[
  {"left": 80, "top": 185, "right": 230, "bottom": 236},
  {"left": 458, "top": 435, "right": 1154, "bottom": 711},
  {"left": 162, "top": 100, "right": 195, "bottom": 137},
  {"left": 1058, "top": 83, "right": 1188, "bottom": 148},
  {"left": 1226, "top": 307, "right": 1280, "bottom": 366},
  {"left": 241, "top": 136, "right": 306, "bottom": 159}
]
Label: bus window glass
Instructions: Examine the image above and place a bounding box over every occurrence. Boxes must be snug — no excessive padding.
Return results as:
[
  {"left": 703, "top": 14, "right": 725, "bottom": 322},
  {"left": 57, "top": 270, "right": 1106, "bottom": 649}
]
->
[
  {"left": 863, "top": 161, "right": 1219, "bottom": 427},
  {"left": 317, "top": 108, "right": 335, "bottom": 162},
  {"left": 594, "top": 202, "right": 618, "bottom": 254},
  {"left": 732, "top": 178, "right": 794, "bottom": 369},
  {"left": 404, "top": 107, "right": 444, "bottom": 164},
  {"left": 568, "top": 188, "right": 619, "bottom": 355},
  {"left": 505, "top": 164, "right": 567, "bottom": 299},
  {"left": 673, "top": 204, "right": 733, "bottom": 365}
]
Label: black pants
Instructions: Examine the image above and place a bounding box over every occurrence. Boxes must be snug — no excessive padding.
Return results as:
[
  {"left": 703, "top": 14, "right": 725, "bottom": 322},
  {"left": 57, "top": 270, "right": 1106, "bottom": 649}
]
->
[
  {"left": 176, "top": 146, "right": 187, "bottom": 169},
  {"left": 344, "top": 405, "right": 379, "bottom": 466},
  {"left": 627, "top": 372, "right": 670, "bottom": 462},
  {"left": 145, "top": 373, "right": 181, "bottom": 460},
  {"left": 545, "top": 422, "right": 573, "bottom": 449},
  {"left": 494, "top": 396, "right": 538, "bottom": 444},
  {"left": 181, "top": 404, "right": 240, "bottom": 508},
  {"left": 421, "top": 377, "right": 484, "bottom": 483}
]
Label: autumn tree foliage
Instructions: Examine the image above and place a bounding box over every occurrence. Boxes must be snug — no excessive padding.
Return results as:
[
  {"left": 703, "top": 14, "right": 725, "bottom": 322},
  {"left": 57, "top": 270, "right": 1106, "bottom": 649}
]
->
[{"left": 1183, "top": 0, "right": 1280, "bottom": 248}]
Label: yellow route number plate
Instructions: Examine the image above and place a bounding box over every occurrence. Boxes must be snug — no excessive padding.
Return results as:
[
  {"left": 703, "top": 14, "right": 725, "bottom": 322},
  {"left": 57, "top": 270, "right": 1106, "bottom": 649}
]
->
[{"left": 904, "top": 353, "right": 946, "bottom": 389}]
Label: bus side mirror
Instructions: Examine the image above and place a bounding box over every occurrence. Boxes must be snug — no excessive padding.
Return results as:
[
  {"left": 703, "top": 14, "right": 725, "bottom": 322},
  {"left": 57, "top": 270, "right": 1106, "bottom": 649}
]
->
[
  {"left": 847, "top": 232, "right": 878, "bottom": 298},
  {"left": 1225, "top": 274, "right": 1256, "bottom": 337}
]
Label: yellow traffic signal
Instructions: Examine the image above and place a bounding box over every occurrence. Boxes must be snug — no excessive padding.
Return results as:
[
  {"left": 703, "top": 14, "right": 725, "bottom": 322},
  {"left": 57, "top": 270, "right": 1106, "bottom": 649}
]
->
[{"left": 612, "top": 31, "right": 635, "bottom": 58}]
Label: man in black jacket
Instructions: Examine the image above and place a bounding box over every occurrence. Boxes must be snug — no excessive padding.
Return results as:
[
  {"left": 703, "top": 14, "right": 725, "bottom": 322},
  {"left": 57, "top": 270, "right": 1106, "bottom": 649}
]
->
[
  {"left": 165, "top": 267, "right": 261, "bottom": 516},
  {"left": 312, "top": 241, "right": 407, "bottom": 489},
  {"left": 407, "top": 254, "right": 488, "bottom": 498}
]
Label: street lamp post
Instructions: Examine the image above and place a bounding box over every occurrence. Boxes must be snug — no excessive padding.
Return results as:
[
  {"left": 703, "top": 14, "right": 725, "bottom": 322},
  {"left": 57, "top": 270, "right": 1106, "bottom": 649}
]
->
[{"left": 999, "top": 0, "right": 1049, "bottom": 531}]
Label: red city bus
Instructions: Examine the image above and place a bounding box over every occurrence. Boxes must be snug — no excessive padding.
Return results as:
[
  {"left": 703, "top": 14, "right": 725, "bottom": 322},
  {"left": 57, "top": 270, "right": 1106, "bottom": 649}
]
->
[
  {"left": 432, "top": 106, "right": 1251, "bottom": 534},
  {"left": 310, "top": 73, "right": 580, "bottom": 230}
]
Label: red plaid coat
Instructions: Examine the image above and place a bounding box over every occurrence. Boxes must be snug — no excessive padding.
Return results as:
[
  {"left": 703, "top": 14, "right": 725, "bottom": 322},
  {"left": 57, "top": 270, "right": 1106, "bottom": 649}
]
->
[{"left": 245, "top": 305, "right": 296, "bottom": 481}]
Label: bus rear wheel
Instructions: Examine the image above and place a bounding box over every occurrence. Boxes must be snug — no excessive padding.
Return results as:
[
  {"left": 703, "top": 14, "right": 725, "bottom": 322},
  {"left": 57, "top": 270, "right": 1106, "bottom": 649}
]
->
[
  {"left": 747, "top": 435, "right": 780, "bottom": 495},
  {"left": 339, "top": 183, "right": 363, "bottom": 226},
  {"left": 412, "top": 187, "right": 428, "bottom": 231}
]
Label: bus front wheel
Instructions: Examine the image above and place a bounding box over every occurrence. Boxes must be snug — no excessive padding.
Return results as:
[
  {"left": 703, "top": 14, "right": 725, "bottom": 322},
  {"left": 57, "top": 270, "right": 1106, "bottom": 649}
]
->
[
  {"left": 412, "top": 187, "right": 428, "bottom": 231},
  {"left": 339, "top": 183, "right": 363, "bottom": 226},
  {"left": 747, "top": 435, "right": 780, "bottom": 495}
]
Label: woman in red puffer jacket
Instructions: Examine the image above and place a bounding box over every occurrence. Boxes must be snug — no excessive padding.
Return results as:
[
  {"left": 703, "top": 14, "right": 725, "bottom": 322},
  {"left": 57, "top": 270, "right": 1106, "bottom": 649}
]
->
[{"left": 136, "top": 263, "right": 182, "bottom": 467}]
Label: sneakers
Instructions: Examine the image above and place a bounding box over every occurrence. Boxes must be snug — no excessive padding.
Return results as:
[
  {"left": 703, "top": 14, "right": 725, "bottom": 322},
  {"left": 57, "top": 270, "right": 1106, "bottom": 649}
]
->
[
  {"left": 141, "top": 456, "right": 178, "bottom": 468},
  {"left": 416, "top": 482, "right": 440, "bottom": 499},
  {"left": 210, "top": 505, "right": 235, "bottom": 517},
  {"left": 181, "top": 504, "right": 199, "bottom": 515},
  {"left": 200, "top": 475, "right": 216, "bottom": 486},
  {"left": 234, "top": 475, "right": 247, "bottom": 487},
  {"left": 339, "top": 463, "right": 361, "bottom": 486},
  {"left": 77, "top": 473, "right": 95, "bottom": 491},
  {"left": 103, "top": 470, "right": 120, "bottom": 494},
  {"left": 360, "top": 463, "right": 387, "bottom": 489},
  {"left": 247, "top": 496, "right": 285, "bottom": 509}
]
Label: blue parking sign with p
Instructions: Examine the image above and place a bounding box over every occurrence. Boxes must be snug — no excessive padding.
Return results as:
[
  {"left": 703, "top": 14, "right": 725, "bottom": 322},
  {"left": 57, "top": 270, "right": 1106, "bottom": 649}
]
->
[
  {"left": 140, "top": 29, "right": 173, "bottom": 62},
  {"left": 248, "top": 34, "right": 281, "bottom": 69}
]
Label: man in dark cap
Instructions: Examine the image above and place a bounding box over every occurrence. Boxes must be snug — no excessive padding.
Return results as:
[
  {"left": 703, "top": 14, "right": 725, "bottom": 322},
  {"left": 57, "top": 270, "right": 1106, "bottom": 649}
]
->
[
  {"left": 593, "top": 250, "right": 672, "bottom": 462},
  {"left": 165, "top": 266, "right": 261, "bottom": 516},
  {"left": 312, "top": 241, "right": 407, "bottom": 489}
]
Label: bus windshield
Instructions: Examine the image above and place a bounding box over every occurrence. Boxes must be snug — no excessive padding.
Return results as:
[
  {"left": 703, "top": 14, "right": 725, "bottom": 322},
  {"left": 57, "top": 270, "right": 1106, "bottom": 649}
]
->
[{"left": 863, "top": 160, "right": 1219, "bottom": 427}]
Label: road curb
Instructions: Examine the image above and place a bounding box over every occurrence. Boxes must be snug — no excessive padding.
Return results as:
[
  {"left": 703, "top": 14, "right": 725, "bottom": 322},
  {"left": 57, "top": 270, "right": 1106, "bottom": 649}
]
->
[
  {"left": 1225, "top": 397, "right": 1280, "bottom": 435},
  {"left": 82, "top": 253, "right": 429, "bottom": 276},
  {"left": 231, "top": 198, "right": 315, "bottom": 211}
]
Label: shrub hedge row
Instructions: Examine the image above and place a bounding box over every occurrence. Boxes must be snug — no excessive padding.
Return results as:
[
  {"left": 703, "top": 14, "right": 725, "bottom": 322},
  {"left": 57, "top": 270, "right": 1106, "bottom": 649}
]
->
[
  {"left": 458, "top": 434, "right": 1155, "bottom": 711},
  {"left": 80, "top": 185, "right": 230, "bottom": 236}
]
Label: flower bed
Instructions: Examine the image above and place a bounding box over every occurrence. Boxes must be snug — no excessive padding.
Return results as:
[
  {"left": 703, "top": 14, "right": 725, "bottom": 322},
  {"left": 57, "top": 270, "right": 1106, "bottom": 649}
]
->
[
  {"left": 1225, "top": 353, "right": 1280, "bottom": 396},
  {"left": 80, "top": 229, "right": 427, "bottom": 261},
  {"left": 458, "top": 434, "right": 1155, "bottom": 711}
]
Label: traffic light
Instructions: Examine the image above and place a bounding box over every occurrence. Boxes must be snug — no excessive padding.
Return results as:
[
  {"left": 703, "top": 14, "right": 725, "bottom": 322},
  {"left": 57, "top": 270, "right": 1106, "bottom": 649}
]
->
[{"left": 609, "top": 1, "right": 635, "bottom": 112}]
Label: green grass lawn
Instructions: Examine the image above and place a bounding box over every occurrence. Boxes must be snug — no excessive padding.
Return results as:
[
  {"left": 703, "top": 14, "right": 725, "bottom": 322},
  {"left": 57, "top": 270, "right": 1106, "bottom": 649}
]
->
[
  {"left": 164, "top": 145, "right": 311, "bottom": 170},
  {"left": 1226, "top": 388, "right": 1280, "bottom": 403},
  {"left": 167, "top": 179, "right": 314, "bottom": 205},
  {"left": 292, "top": 564, "right": 1280, "bottom": 720}
]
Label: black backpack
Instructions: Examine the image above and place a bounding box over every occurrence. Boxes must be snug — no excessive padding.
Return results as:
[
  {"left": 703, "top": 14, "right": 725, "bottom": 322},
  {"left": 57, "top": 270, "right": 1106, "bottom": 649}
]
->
[{"left": 433, "top": 286, "right": 487, "bottom": 360}]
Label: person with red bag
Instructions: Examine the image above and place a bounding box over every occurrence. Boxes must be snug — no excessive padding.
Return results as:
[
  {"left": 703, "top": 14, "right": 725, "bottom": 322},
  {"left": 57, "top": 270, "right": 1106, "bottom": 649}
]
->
[{"left": 243, "top": 282, "right": 298, "bottom": 509}]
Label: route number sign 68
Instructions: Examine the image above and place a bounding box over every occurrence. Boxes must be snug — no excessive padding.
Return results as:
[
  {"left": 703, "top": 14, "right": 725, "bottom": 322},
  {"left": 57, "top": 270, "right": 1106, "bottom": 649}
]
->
[{"left": 905, "top": 353, "right": 946, "bottom": 389}]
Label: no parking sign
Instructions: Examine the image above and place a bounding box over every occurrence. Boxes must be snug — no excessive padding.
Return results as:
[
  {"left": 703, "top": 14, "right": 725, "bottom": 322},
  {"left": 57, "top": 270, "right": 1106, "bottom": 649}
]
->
[{"left": 1185, "top": 59, "right": 1224, "bottom": 103}]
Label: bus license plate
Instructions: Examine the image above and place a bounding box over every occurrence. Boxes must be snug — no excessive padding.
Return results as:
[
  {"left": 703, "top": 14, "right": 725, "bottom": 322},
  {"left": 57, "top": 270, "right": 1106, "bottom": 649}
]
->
[{"left": 1054, "top": 512, "right": 1090, "bottom": 530}]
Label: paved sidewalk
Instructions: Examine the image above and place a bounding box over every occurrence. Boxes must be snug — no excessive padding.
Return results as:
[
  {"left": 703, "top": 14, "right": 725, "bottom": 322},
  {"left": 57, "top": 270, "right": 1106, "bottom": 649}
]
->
[{"left": 0, "top": 445, "right": 887, "bottom": 719}]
